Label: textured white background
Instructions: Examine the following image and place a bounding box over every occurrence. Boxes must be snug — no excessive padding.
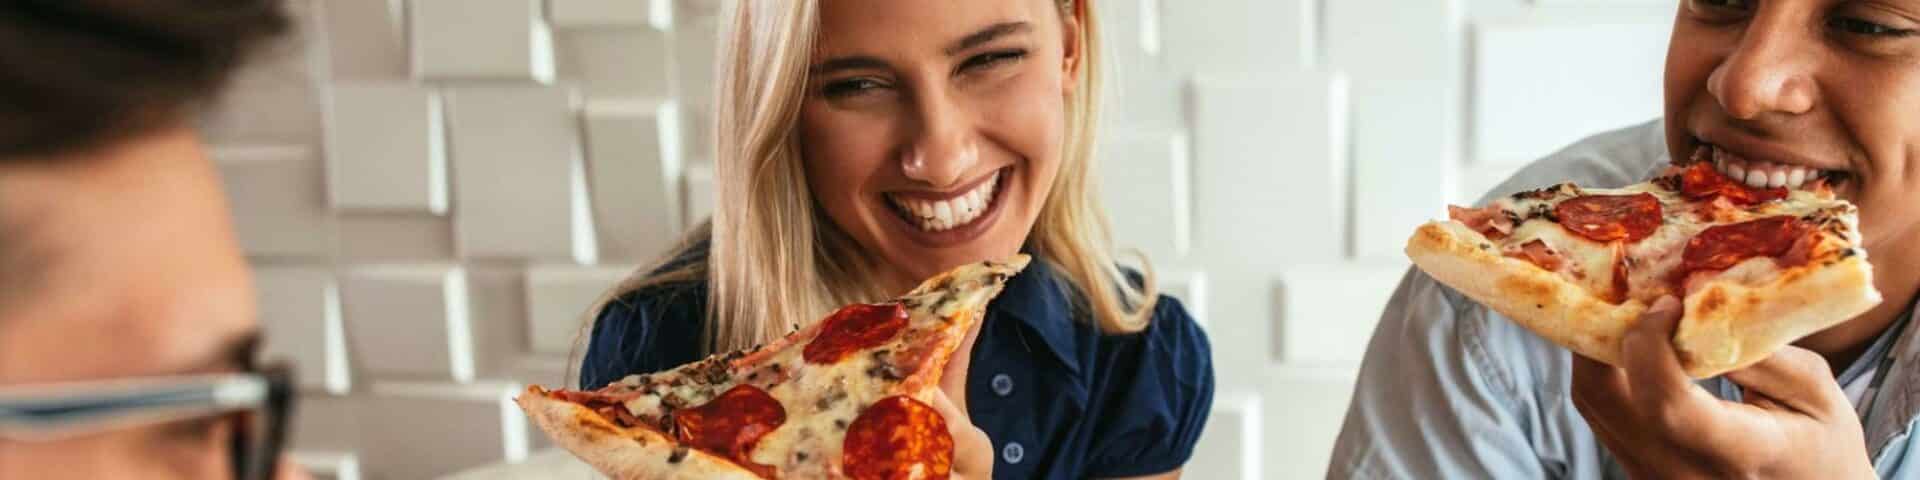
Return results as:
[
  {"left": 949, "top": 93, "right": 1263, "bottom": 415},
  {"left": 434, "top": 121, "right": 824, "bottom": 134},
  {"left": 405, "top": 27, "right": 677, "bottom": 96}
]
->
[{"left": 208, "top": 0, "right": 1676, "bottom": 478}]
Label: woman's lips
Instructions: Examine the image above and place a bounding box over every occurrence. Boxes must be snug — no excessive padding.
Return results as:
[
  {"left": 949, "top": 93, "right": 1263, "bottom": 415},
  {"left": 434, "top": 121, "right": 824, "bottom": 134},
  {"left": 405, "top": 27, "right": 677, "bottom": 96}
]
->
[{"left": 885, "top": 169, "right": 1004, "bottom": 232}]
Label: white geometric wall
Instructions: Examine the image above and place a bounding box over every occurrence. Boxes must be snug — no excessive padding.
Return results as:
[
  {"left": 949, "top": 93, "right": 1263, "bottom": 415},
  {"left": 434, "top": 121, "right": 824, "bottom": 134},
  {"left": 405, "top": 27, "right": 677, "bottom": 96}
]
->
[{"left": 206, "top": 0, "right": 1675, "bottom": 478}]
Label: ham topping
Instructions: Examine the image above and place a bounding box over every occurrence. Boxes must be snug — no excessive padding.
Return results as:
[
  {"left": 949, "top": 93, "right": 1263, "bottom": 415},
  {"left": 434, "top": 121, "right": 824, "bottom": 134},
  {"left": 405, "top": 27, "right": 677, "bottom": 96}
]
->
[
  {"left": 1448, "top": 204, "right": 1514, "bottom": 240},
  {"left": 1502, "top": 239, "right": 1565, "bottom": 272}
]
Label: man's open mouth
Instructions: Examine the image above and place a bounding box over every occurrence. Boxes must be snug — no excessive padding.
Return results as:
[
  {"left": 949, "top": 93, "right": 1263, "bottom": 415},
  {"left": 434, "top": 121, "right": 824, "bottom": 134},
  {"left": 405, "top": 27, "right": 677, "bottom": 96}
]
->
[{"left": 1691, "top": 139, "right": 1852, "bottom": 191}]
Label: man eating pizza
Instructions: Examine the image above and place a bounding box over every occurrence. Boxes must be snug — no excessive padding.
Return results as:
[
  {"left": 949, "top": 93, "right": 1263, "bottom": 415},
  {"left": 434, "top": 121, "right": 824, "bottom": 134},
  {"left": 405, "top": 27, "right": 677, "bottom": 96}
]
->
[{"left": 1334, "top": 0, "right": 1920, "bottom": 477}]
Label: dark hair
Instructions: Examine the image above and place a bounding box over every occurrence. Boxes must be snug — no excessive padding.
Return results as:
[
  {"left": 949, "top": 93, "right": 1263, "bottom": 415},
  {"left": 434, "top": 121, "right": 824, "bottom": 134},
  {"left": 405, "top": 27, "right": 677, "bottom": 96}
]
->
[{"left": 0, "top": 0, "right": 289, "bottom": 158}]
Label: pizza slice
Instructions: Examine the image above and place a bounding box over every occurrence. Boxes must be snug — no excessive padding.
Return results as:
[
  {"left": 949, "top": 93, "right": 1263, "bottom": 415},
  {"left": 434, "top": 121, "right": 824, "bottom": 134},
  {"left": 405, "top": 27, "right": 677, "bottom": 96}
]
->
[
  {"left": 516, "top": 255, "right": 1030, "bottom": 480},
  {"left": 1408, "top": 146, "right": 1880, "bottom": 378}
]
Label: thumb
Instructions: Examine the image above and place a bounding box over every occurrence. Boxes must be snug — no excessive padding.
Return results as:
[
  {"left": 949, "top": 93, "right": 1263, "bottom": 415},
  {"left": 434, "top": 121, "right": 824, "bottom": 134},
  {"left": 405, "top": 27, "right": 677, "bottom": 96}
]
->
[
  {"left": 1724, "top": 346, "right": 1851, "bottom": 417},
  {"left": 928, "top": 390, "right": 994, "bottom": 478},
  {"left": 939, "top": 312, "right": 987, "bottom": 412}
]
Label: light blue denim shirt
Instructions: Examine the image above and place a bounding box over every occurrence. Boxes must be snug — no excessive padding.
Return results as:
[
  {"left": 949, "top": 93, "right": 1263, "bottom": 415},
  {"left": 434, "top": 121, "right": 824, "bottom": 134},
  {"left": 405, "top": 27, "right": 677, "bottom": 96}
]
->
[{"left": 1328, "top": 120, "right": 1920, "bottom": 479}]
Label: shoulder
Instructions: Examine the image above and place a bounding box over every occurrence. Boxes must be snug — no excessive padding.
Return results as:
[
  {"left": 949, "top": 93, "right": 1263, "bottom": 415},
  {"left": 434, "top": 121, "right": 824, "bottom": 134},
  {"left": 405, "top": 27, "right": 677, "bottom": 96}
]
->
[
  {"left": 1334, "top": 269, "right": 1587, "bottom": 480},
  {"left": 602, "top": 278, "right": 708, "bottom": 329},
  {"left": 579, "top": 246, "right": 712, "bottom": 388},
  {"left": 1078, "top": 293, "right": 1216, "bottom": 476},
  {"left": 1385, "top": 267, "right": 1574, "bottom": 401},
  {"left": 1136, "top": 294, "right": 1212, "bottom": 382},
  {"left": 1476, "top": 119, "right": 1670, "bottom": 205},
  {"left": 597, "top": 280, "right": 706, "bottom": 327},
  {"left": 596, "top": 237, "right": 713, "bottom": 323},
  {"left": 1090, "top": 267, "right": 1213, "bottom": 382},
  {"left": 1082, "top": 292, "right": 1213, "bottom": 400},
  {"left": 579, "top": 280, "right": 709, "bottom": 387}
]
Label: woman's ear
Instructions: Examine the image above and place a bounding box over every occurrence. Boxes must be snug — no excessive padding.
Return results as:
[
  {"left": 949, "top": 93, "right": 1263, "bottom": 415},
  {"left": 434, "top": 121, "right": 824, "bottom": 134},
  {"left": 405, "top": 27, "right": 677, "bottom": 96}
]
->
[{"left": 1058, "top": 2, "right": 1083, "bottom": 96}]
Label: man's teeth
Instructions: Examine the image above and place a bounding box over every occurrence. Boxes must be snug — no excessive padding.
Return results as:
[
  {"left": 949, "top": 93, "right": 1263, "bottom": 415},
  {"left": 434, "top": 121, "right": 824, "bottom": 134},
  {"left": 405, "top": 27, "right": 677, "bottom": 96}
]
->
[
  {"left": 888, "top": 174, "right": 999, "bottom": 232},
  {"left": 1709, "top": 146, "right": 1820, "bottom": 189}
]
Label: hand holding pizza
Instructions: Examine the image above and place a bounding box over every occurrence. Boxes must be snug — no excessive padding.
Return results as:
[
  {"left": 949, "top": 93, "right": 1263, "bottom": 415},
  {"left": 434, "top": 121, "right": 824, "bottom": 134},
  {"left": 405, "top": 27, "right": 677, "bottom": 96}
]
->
[
  {"left": 933, "top": 305, "right": 995, "bottom": 479},
  {"left": 1570, "top": 296, "right": 1876, "bottom": 479}
]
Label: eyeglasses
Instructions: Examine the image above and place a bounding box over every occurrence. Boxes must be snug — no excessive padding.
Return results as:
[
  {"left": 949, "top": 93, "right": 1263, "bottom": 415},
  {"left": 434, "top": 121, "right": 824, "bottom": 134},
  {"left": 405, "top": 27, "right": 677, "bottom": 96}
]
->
[{"left": 0, "top": 363, "right": 295, "bottom": 480}]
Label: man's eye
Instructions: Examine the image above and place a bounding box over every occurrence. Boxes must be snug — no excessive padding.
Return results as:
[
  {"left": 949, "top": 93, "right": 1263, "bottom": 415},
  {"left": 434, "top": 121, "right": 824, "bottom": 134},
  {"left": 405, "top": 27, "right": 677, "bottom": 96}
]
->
[
  {"left": 160, "top": 415, "right": 226, "bottom": 443},
  {"left": 1686, "top": 0, "right": 1753, "bottom": 23},
  {"left": 1829, "top": 16, "right": 1916, "bottom": 37},
  {"left": 1695, "top": 0, "right": 1752, "bottom": 9},
  {"left": 822, "top": 78, "right": 886, "bottom": 98}
]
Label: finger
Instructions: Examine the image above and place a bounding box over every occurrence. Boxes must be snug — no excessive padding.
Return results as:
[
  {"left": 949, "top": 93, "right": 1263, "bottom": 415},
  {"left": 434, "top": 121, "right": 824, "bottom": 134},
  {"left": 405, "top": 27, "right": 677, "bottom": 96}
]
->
[
  {"left": 1723, "top": 345, "right": 1850, "bottom": 417},
  {"left": 1745, "top": 393, "right": 1787, "bottom": 411},
  {"left": 1571, "top": 355, "right": 1635, "bottom": 450},
  {"left": 1571, "top": 354, "right": 1634, "bottom": 416},
  {"left": 939, "top": 312, "right": 988, "bottom": 413},
  {"left": 1620, "top": 296, "right": 1738, "bottom": 448},
  {"left": 1571, "top": 388, "right": 1628, "bottom": 453},
  {"left": 928, "top": 390, "right": 994, "bottom": 476},
  {"left": 1619, "top": 296, "right": 1698, "bottom": 408}
]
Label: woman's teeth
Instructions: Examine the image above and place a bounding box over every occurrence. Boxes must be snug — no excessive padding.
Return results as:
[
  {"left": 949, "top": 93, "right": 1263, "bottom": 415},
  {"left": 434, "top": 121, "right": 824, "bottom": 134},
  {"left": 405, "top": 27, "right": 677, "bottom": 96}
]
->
[
  {"left": 1708, "top": 145, "right": 1822, "bottom": 189},
  {"left": 888, "top": 174, "right": 999, "bottom": 232}
]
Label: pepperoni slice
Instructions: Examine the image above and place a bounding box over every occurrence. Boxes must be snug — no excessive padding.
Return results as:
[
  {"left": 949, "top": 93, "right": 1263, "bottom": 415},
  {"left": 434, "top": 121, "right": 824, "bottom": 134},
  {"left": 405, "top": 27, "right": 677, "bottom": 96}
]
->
[
  {"left": 1609, "top": 246, "right": 1630, "bottom": 305},
  {"left": 671, "top": 384, "right": 786, "bottom": 478},
  {"left": 1553, "top": 193, "right": 1663, "bottom": 243},
  {"left": 1682, "top": 216, "right": 1809, "bottom": 275},
  {"left": 804, "top": 303, "right": 909, "bottom": 365},
  {"left": 1680, "top": 162, "right": 1787, "bottom": 205},
  {"left": 842, "top": 396, "right": 954, "bottom": 480}
]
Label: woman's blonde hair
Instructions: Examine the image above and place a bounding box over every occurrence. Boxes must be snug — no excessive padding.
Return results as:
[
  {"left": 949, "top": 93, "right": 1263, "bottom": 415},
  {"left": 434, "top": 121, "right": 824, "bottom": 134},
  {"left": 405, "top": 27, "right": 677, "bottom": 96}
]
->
[{"left": 595, "top": 0, "right": 1155, "bottom": 356}]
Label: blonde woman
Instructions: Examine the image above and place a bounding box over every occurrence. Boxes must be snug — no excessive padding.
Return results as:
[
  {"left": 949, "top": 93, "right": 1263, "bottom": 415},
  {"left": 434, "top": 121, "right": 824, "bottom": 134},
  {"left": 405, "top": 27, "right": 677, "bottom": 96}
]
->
[{"left": 580, "top": 0, "right": 1213, "bottom": 478}]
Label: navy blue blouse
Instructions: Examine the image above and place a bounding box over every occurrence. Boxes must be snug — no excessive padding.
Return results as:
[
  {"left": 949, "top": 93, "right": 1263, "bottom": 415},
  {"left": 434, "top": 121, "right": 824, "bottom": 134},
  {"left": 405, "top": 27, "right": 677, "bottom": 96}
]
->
[{"left": 580, "top": 252, "right": 1216, "bottom": 479}]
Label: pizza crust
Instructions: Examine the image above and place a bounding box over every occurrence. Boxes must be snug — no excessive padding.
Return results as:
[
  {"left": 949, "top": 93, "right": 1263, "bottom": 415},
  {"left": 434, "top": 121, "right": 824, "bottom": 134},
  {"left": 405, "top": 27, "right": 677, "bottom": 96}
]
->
[
  {"left": 1408, "top": 221, "right": 1647, "bottom": 370},
  {"left": 1408, "top": 220, "right": 1879, "bottom": 378},
  {"left": 1675, "top": 251, "right": 1878, "bottom": 377},
  {"left": 515, "top": 388, "right": 763, "bottom": 480}
]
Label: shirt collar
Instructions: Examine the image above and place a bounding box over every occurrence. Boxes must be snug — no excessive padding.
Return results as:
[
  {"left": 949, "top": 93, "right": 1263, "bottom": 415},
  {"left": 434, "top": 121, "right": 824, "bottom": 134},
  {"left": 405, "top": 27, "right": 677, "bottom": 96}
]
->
[
  {"left": 989, "top": 257, "right": 1084, "bottom": 375},
  {"left": 1839, "top": 305, "right": 1908, "bottom": 388},
  {"left": 1861, "top": 297, "right": 1920, "bottom": 454}
]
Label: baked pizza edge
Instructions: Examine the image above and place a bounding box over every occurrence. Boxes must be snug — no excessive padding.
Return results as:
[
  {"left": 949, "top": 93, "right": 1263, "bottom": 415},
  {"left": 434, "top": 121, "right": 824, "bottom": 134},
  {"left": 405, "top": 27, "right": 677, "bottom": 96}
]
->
[
  {"left": 1410, "top": 220, "right": 1884, "bottom": 379},
  {"left": 1676, "top": 252, "right": 1879, "bottom": 378},
  {"left": 1407, "top": 220, "right": 1646, "bottom": 369},
  {"left": 515, "top": 387, "right": 765, "bottom": 480}
]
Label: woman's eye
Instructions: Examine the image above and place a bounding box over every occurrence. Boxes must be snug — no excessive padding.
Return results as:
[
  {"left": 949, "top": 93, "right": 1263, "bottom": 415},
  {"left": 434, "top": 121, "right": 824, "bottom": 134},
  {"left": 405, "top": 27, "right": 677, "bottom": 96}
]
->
[
  {"left": 822, "top": 78, "right": 887, "bottom": 99},
  {"left": 958, "top": 49, "right": 1027, "bottom": 74},
  {"left": 1829, "top": 16, "right": 1916, "bottom": 37}
]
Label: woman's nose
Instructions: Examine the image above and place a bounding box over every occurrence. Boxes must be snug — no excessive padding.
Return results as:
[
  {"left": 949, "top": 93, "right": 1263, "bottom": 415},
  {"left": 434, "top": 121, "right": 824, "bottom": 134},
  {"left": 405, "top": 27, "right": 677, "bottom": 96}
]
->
[{"left": 899, "top": 91, "right": 980, "bottom": 188}]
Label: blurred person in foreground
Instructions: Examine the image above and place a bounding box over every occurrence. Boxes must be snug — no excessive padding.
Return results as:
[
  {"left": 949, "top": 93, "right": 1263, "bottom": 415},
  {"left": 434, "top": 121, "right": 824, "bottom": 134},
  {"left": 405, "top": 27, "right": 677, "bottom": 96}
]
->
[{"left": 0, "top": 1, "right": 309, "bottom": 479}]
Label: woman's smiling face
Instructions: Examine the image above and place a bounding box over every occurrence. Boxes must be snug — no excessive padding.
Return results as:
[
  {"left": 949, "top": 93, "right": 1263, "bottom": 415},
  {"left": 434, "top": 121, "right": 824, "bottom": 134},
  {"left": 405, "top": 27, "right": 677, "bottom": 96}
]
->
[{"left": 799, "top": 0, "right": 1079, "bottom": 292}]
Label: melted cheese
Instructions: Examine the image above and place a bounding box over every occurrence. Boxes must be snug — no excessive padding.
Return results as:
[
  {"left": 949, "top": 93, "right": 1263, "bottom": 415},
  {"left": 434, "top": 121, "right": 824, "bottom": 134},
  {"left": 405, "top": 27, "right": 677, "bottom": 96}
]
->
[
  {"left": 747, "top": 283, "right": 990, "bottom": 477},
  {"left": 1483, "top": 180, "right": 1848, "bottom": 303},
  {"left": 556, "top": 258, "right": 1023, "bottom": 479}
]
